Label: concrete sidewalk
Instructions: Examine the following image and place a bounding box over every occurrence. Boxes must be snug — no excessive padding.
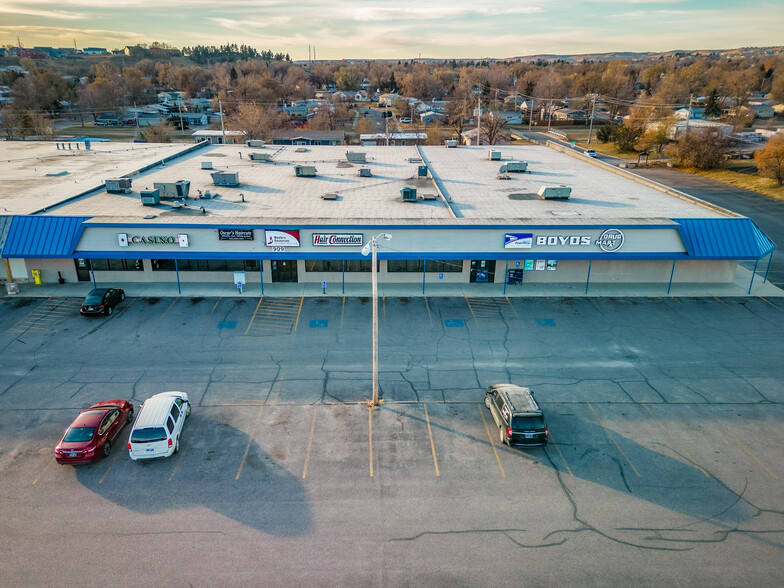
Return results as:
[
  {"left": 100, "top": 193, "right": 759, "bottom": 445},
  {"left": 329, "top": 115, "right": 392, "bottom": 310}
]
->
[{"left": 3, "top": 265, "right": 782, "bottom": 298}]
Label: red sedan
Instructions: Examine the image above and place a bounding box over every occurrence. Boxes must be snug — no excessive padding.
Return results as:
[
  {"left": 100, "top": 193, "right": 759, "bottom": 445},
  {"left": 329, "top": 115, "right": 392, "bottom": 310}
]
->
[{"left": 55, "top": 400, "right": 135, "bottom": 465}]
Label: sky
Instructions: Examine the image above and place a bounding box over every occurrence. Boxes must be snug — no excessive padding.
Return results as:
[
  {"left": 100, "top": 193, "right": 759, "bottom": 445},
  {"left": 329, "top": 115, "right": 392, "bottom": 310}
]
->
[{"left": 1, "top": 0, "right": 783, "bottom": 61}]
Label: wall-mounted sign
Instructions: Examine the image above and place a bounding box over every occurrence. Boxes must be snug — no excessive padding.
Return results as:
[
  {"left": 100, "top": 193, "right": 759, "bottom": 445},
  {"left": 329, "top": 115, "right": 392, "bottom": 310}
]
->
[
  {"left": 219, "top": 228, "right": 254, "bottom": 241},
  {"left": 504, "top": 233, "right": 533, "bottom": 249},
  {"left": 312, "top": 233, "right": 364, "bottom": 246},
  {"left": 265, "top": 230, "right": 300, "bottom": 247},
  {"left": 535, "top": 260, "right": 546, "bottom": 271},
  {"left": 596, "top": 228, "right": 625, "bottom": 252},
  {"left": 536, "top": 235, "right": 591, "bottom": 246},
  {"left": 118, "top": 233, "right": 189, "bottom": 247},
  {"left": 524, "top": 260, "right": 534, "bottom": 271},
  {"left": 547, "top": 260, "right": 557, "bottom": 271}
]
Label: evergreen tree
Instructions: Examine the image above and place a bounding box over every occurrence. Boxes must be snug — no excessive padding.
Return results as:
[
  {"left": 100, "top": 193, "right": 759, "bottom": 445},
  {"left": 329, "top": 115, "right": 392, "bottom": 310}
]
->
[{"left": 704, "top": 89, "right": 722, "bottom": 118}]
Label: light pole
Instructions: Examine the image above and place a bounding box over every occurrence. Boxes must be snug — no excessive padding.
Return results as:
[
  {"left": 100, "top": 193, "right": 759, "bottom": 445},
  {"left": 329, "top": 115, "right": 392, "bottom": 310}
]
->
[{"left": 361, "top": 232, "right": 392, "bottom": 407}]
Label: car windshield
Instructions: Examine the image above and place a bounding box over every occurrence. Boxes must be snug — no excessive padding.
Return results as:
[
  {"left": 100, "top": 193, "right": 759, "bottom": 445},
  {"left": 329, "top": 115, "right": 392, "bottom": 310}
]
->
[
  {"left": 512, "top": 415, "right": 545, "bottom": 430},
  {"left": 63, "top": 427, "right": 96, "bottom": 442},
  {"left": 130, "top": 427, "right": 167, "bottom": 443}
]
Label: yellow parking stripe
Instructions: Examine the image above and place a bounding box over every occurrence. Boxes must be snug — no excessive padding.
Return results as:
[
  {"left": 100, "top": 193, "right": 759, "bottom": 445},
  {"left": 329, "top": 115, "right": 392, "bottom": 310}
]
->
[
  {"left": 160, "top": 298, "right": 178, "bottom": 318},
  {"left": 368, "top": 407, "right": 374, "bottom": 477},
  {"left": 98, "top": 450, "right": 123, "bottom": 484},
  {"left": 169, "top": 413, "right": 204, "bottom": 482},
  {"left": 424, "top": 297, "right": 433, "bottom": 328},
  {"left": 292, "top": 297, "right": 304, "bottom": 332},
  {"left": 424, "top": 404, "right": 440, "bottom": 476},
  {"left": 302, "top": 407, "right": 318, "bottom": 479},
  {"left": 340, "top": 296, "right": 346, "bottom": 329},
  {"left": 479, "top": 404, "right": 505, "bottom": 478},
  {"left": 236, "top": 405, "right": 265, "bottom": 480},
  {"left": 245, "top": 297, "right": 264, "bottom": 335},
  {"left": 641, "top": 404, "right": 708, "bottom": 478},
  {"left": 588, "top": 403, "right": 641, "bottom": 478},
  {"left": 31, "top": 457, "right": 55, "bottom": 486},
  {"left": 548, "top": 433, "right": 574, "bottom": 477}
]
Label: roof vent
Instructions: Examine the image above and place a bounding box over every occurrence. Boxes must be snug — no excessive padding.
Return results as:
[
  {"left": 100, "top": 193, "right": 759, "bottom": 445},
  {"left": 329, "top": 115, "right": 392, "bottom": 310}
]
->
[
  {"left": 105, "top": 177, "right": 132, "bottom": 193},
  {"left": 295, "top": 164, "right": 317, "bottom": 177},
  {"left": 249, "top": 152, "right": 271, "bottom": 161},
  {"left": 488, "top": 150, "right": 502, "bottom": 161},
  {"left": 140, "top": 188, "right": 160, "bottom": 206},
  {"left": 358, "top": 167, "right": 372, "bottom": 177},
  {"left": 211, "top": 171, "right": 240, "bottom": 186},
  {"left": 346, "top": 151, "right": 366, "bottom": 163},
  {"left": 246, "top": 140, "right": 265, "bottom": 148},
  {"left": 321, "top": 192, "right": 339, "bottom": 200},
  {"left": 401, "top": 186, "right": 417, "bottom": 202},
  {"left": 417, "top": 165, "right": 428, "bottom": 178},
  {"left": 201, "top": 161, "right": 213, "bottom": 169},
  {"left": 538, "top": 185, "right": 571, "bottom": 200},
  {"left": 445, "top": 139, "right": 458, "bottom": 148},
  {"left": 505, "top": 161, "right": 528, "bottom": 172}
]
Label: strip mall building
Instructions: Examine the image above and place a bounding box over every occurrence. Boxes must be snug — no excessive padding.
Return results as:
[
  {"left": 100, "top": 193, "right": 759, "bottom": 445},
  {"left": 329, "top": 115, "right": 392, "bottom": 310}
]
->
[{"left": 0, "top": 140, "right": 775, "bottom": 295}]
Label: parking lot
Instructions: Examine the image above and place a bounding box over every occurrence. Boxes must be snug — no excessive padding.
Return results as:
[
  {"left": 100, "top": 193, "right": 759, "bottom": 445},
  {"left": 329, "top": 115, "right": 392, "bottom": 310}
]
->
[{"left": 1, "top": 295, "right": 784, "bottom": 586}]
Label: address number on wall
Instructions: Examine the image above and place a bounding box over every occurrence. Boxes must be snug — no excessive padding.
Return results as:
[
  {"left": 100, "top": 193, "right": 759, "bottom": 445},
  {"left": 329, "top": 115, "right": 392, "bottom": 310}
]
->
[{"left": 271, "top": 246, "right": 286, "bottom": 252}]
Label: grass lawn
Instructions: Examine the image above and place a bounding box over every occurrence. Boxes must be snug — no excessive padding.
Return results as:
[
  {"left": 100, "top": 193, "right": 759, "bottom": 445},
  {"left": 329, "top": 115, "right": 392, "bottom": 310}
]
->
[{"left": 691, "top": 168, "right": 784, "bottom": 201}]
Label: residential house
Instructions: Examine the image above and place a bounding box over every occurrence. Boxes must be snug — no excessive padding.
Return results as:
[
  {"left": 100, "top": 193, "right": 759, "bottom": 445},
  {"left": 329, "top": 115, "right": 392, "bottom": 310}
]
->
[
  {"left": 747, "top": 99, "right": 775, "bottom": 118},
  {"left": 552, "top": 108, "right": 588, "bottom": 121},
  {"left": 355, "top": 91, "right": 370, "bottom": 102},
  {"left": 0, "top": 86, "right": 13, "bottom": 105},
  {"left": 674, "top": 107, "right": 707, "bottom": 120},
  {"left": 420, "top": 111, "right": 442, "bottom": 125},
  {"left": 670, "top": 120, "right": 733, "bottom": 140},
  {"left": 158, "top": 91, "right": 186, "bottom": 104},
  {"left": 462, "top": 127, "right": 509, "bottom": 146},
  {"left": 271, "top": 130, "right": 345, "bottom": 145},
  {"left": 359, "top": 132, "right": 427, "bottom": 146},
  {"left": 499, "top": 111, "right": 523, "bottom": 125},
  {"left": 83, "top": 47, "right": 109, "bottom": 55},
  {"left": 378, "top": 93, "right": 400, "bottom": 107},
  {"left": 173, "top": 112, "right": 208, "bottom": 127}
]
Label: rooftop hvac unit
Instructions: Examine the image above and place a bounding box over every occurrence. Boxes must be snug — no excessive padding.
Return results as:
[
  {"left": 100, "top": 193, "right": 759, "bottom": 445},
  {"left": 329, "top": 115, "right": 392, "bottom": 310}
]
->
[
  {"left": 321, "top": 192, "right": 339, "bottom": 200},
  {"left": 211, "top": 171, "right": 240, "bottom": 186},
  {"left": 294, "top": 165, "right": 317, "bottom": 177},
  {"left": 105, "top": 178, "right": 132, "bottom": 193},
  {"left": 346, "top": 151, "right": 366, "bottom": 163},
  {"left": 140, "top": 188, "right": 160, "bottom": 206},
  {"left": 153, "top": 180, "right": 190, "bottom": 198},
  {"left": 506, "top": 160, "right": 528, "bottom": 172},
  {"left": 249, "top": 152, "right": 271, "bottom": 161},
  {"left": 417, "top": 165, "right": 428, "bottom": 178},
  {"left": 201, "top": 161, "right": 213, "bottom": 169},
  {"left": 488, "top": 150, "right": 502, "bottom": 161},
  {"left": 358, "top": 167, "right": 372, "bottom": 177},
  {"left": 417, "top": 193, "right": 437, "bottom": 200},
  {"left": 538, "top": 185, "right": 571, "bottom": 200},
  {"left": 246, "top": 140, "right": 265, "bottom": 148},
  {"left": 401, "top": 186, "right": 417, "bottom": 202},
  {"left": 445, "top": 139, "right": 458, "bottom": 148}
]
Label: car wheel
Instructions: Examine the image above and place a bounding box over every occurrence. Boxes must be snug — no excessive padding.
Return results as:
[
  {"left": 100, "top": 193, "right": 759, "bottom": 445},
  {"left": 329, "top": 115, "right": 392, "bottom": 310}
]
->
[
  {"left": 120, "top": 292, "right": 125, "bottom": 301},
  {"left": 103, "top": 441, "right": 111, "bottom": 457},
  {"left": 499, "top": 427, "right": 507, "bottom": 446},
  {"left": 127, "top": 408, "right": 134, "bottom": 423},
  {"left": 484, "top": 395, "right": 491, "bottom": 409},
  {"left": 174, "top": 437, "right": 180, "bottom": 454},
  {"left": 106, "top": 306, "right": 113, "bottom": 316},
  {"left": 185, "top": 402, "right": 191, "bottom": 417}
]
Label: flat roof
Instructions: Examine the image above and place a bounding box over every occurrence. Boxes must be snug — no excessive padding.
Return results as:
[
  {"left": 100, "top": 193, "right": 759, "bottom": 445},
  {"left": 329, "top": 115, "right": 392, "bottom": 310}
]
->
[{"left": 0, "top": 142, "right": 732, "bottom": 224}]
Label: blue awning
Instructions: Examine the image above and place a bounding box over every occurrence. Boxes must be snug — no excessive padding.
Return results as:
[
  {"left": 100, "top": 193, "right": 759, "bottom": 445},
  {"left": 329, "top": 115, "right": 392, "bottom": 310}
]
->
[
  {"left": 674, "top": 218, "right": 775, "bottom": 260},
  {"left": 2, "top": 216, "right": 89, "bottom": 258}
]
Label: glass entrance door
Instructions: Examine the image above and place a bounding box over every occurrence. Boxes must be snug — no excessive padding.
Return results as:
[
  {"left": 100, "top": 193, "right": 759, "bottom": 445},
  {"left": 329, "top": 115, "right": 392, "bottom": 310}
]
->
[
  {"left": 469, "top": 260, "right": 496, "bottom": 283},
  {"left": 74, "top": 259, "right": 91, "bottom": 282},
  {"left": 271, "top": 260, "right": 298, "bottom": 282}
]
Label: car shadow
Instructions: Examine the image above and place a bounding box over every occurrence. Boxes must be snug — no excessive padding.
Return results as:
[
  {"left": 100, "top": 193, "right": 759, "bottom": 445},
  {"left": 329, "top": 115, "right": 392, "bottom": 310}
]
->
[
  {"left": 74, "top": 415, "right": 311, "bottom": 537},
  {"left": 383, "top": 404, "right": 784, "bottom": 549}
]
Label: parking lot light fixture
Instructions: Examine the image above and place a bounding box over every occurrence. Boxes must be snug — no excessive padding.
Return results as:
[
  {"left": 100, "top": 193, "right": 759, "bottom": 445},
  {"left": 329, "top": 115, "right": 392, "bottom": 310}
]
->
[{"left": 361, "top": 232, "right": 392, "bottom": 407}]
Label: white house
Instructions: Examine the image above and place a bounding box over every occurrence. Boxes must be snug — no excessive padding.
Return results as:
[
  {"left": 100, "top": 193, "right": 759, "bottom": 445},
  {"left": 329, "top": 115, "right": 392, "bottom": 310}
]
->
[{"left": 378, "top": 93, "right": 400, "bottom": 107}]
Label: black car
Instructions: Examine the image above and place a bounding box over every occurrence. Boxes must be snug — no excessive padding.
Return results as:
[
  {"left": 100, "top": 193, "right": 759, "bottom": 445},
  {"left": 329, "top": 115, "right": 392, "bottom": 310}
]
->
[
  {"left": 80, "top": 288, "right": 125, "bottom": 316},
  {"left": 484, "top": 384, "right": 548, "bottom": 446}
]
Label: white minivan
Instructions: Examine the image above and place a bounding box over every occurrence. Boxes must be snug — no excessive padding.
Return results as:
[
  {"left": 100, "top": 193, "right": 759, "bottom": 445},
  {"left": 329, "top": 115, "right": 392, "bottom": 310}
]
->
[{"left": 128, "top": 391, "right": 190, "bottom": 460}]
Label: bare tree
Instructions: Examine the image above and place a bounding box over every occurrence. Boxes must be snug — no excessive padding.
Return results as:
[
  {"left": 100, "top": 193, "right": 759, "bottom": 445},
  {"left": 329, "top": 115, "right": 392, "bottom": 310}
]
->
[
  {"left": 664, "top": 128, "right": 729, "bottom": 169},
  {"left": 0, "top": 107, "right": 20, "bottom": 138},
  {"left": 228, "top": 103, "right": 281, "bottom": 140},
  {"left": 445, "top": 86, "right": 475, "bottom": 143},
  {"left": 755, "top": 136, "right": 784, "bottom": 186},
  {"left": 137, "top": 121, "right": 171, "bottom": 143},
  {"left": 481, "top": 107, "right": 507, "bottom": 146}
]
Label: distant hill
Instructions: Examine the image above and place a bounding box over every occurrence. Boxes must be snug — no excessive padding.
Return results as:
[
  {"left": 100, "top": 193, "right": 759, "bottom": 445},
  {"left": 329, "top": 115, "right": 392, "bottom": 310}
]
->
[{"left": 509, "top": 46, "right": 784, "bottom": 63}]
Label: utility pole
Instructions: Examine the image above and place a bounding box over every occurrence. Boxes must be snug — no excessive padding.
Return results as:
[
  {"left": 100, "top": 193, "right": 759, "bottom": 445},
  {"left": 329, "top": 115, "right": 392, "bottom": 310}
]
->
[
  {"left": 177, "top": 101, "right": 184, "bottom": 131},
  {"left": 684, "top": 93, "right": 693, "bottom": 138},
  {"left": 219, "top": 98, "right": 226, "bottom": 144},
  {"left": 587, "top": 94, "right": 597, "bottom": 144},
  {"left": 528, "top": 98, "right": 534, "bottom": 135},
  {"left": 476, "top": 95, "right": 481, "bottom": 146}
]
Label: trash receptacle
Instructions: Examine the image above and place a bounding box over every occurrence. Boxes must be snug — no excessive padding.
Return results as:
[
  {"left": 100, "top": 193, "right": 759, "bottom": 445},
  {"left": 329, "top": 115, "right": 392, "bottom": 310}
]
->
[{"left": 31, "top": 269, "right": 42, "bottom": 285}]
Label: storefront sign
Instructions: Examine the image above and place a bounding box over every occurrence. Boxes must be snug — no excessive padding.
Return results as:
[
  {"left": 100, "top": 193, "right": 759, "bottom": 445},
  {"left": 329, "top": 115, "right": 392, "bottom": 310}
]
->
[
  {"left": 265, "top": 230, "right": 300, "bottom": 247},
  {"left": 596, "top": 228, "right": 625, "bottom": 252},
  {"left": 312, "top": 233, "right": 364, "bottom": 246},
  {"left": 118, "top": 233, "right": 189, "bottom": 247},
  {"left": 504, "top": 233, "right": 533, "bottom": 249},
  {"left": 535, "top": 235, "right": 591, "bottom": 246},
  {"left": 218, "top": 228, "right": 254, "bottom": 241}
]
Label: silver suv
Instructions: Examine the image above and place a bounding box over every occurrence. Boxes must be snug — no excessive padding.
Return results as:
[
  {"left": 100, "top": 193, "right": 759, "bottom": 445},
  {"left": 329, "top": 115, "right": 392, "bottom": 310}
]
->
[{"left": 484, "top": 384, "right": 548, "bottom": 446}]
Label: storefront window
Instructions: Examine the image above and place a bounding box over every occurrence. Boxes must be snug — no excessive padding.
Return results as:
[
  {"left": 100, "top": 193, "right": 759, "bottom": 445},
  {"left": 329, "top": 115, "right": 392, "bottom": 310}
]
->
[
  {"left": 426, "top": 260, "right": 463, "bottom": 273},
  {"left": 306, "top": 260, "right": 372, "bottom": 272},
  {"left": 151, "top": 259, "right": 259, "bottom": 271},
  {"left": 90, "top": 259, "right": 143, "bottom": 271}
]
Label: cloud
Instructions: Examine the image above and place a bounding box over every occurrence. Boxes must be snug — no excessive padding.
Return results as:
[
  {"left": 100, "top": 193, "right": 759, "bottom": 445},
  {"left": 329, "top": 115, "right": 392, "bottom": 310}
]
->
[
  {"left": 0, "top": 6, "right": 84, "bottom": 20},
  {"left": 0, "top": 24, "right": 141, "bottom": 41}
]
